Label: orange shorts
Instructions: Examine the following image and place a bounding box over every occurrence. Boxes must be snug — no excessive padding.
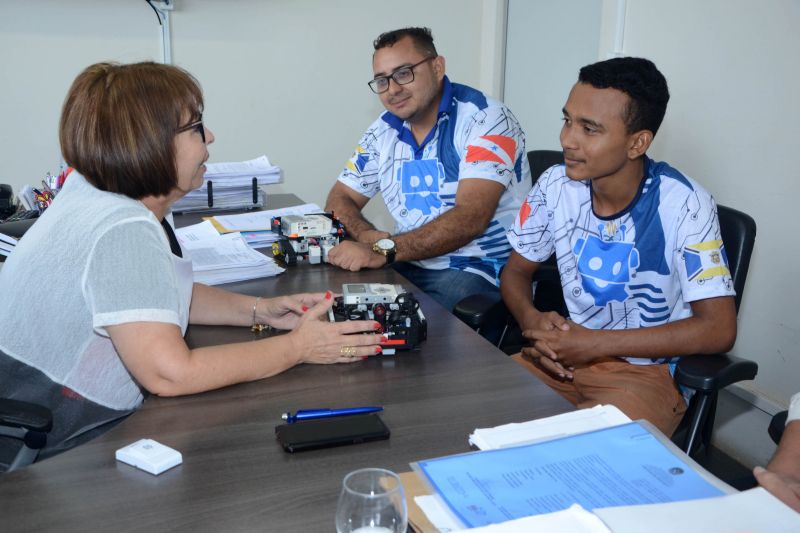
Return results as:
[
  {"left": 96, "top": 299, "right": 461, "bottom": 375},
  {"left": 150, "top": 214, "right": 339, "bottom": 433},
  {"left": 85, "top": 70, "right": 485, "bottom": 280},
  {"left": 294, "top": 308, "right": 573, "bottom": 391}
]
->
[{"left": 512, "top": 352, "right": 687, "bottom": 436}]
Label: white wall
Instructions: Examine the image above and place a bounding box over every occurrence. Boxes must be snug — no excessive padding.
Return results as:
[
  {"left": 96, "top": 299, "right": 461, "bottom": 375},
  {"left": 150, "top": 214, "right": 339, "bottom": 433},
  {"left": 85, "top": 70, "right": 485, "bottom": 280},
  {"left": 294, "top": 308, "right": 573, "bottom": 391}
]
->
[
  {"left": 0, "top": 0, "right": 505, "bottom": 231},
  {"left": 504, "top": 0, "right": 602, "bottom": 152},
  {"left": 0, "top": 1, "right": 160, "bottom": 187}
]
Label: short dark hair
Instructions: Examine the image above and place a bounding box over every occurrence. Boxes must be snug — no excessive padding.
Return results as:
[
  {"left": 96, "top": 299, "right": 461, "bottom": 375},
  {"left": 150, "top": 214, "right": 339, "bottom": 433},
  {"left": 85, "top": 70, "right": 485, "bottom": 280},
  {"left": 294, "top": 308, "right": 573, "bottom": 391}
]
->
[
  {"left": 373, "top": 27, "right": 437, "bottom": 57},
  {"left": 578, "top": 57, "right": 669, "bottom": 136},
  {"left": 59, "top": 62, "right": 203, "bottom": 199}
]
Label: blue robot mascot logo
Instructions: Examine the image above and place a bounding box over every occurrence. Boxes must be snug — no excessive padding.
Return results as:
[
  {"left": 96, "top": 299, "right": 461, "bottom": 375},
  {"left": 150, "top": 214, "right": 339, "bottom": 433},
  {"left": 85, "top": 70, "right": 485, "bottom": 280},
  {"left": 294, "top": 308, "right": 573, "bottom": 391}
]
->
[
  {"left": 573, "top": 224, "right": 640, "bottom": 307},
  {"left": 398, "top": 159, "right": 443, "bottom": 215}
]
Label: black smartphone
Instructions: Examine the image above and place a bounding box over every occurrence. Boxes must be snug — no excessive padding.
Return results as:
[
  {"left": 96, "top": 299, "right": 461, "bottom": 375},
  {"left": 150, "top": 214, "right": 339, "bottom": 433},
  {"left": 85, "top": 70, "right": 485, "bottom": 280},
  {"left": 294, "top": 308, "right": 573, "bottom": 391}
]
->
[{"left": 275, "top": 413, "right": 390, "bottom": 453}]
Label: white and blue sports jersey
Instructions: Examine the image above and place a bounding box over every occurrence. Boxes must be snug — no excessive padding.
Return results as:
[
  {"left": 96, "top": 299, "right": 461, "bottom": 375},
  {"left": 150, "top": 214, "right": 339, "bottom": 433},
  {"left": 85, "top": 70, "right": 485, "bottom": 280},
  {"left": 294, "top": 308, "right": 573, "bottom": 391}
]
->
[
  {"left": 507, "top": 157, "right": 735, "bottom": 364},
  {"left": 338, "top": 77, "right": 530, "bottom": 285}
]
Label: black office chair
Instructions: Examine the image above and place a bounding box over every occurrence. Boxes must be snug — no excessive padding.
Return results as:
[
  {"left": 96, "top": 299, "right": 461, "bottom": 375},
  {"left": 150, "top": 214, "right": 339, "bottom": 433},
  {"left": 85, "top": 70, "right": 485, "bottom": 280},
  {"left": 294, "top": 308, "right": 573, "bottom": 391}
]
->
[
  {"left": 0, "top": 397, "right": 53, "bottom": 472},
  {"left": 769, "top": 410, "right": 789, "bottom": 445},
  {"left": 669, "top": 205, "right": 758, "bottom": 456},
  {"left": 526, "top": 150, "right": 564, "bottom": 183},
  {"left": 456, "top": 150, "right": 564, "bottom": 343},
  {"left": 455, "top": 166, "right": 758, "bottom": 457}
]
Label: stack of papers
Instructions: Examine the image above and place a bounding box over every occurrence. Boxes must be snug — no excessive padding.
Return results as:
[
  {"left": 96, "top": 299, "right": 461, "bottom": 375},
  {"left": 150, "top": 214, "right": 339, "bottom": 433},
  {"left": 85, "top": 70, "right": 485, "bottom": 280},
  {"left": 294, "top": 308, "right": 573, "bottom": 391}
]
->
[
  {"left": 173, "top": 155, "right": 282, "bottom": 213},
  {"left": 0, "top": 232, "right": 17, "bottom": 257},
  {"left": 175, "top": 221, "right": 284, "bottom": 285},
  {"left": 469, "top": 404, "right": 631, "bottom": 450},
  {"left": 205, "top": 202, "right": 323, "bottom": 249}
]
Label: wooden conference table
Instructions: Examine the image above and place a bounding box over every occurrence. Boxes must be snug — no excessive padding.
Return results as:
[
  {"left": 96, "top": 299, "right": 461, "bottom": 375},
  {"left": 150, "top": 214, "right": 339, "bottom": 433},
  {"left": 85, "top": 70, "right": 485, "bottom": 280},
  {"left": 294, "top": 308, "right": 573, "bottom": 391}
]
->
[{"left": 0, "top": 195, "right": 572, "bottom": 532}]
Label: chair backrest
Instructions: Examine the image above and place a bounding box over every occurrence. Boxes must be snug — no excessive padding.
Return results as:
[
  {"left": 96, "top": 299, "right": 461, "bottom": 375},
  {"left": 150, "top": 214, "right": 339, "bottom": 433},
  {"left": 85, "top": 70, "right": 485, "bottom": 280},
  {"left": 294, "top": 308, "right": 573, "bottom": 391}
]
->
[
  {"left": 716, "top": 204, "right": 756, "bottom": 313},
  {"left": 527, "top": 150, "right": 563, "bottom": 187}
]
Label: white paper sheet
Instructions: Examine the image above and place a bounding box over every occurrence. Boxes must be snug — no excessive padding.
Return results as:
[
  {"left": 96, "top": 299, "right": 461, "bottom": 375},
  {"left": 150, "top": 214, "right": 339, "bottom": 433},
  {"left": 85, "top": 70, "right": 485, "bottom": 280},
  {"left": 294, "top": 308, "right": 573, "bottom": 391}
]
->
[
  {"left": 175, "top": 222, "right": 284, "bottom": 285},
  {"left": 415, "top": 497, "right": 612, "bottom": 532},
  {"left": 594, "top": 487, "right": 800, "bottom": 533},
  {"left": 469, "top": 404, "right": 632, "bottom": 450},
  {"left": 468, "top": 504, "right": 612, "bottom": 532}
]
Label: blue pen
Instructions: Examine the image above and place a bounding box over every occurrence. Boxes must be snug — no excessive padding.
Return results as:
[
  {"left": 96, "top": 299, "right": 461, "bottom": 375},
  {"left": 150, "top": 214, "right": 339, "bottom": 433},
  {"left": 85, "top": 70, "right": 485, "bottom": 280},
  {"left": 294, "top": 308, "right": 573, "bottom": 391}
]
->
[{"left": 281, "top": 406, "right": 383, "bottom": 423}]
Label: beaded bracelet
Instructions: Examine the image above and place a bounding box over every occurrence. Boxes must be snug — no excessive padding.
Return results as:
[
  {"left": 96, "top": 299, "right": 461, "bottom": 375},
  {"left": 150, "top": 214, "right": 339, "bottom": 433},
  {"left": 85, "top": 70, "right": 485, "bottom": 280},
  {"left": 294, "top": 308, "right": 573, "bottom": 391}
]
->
[{"left": 251, "top": 296, "right": 269, "bottom": 333}]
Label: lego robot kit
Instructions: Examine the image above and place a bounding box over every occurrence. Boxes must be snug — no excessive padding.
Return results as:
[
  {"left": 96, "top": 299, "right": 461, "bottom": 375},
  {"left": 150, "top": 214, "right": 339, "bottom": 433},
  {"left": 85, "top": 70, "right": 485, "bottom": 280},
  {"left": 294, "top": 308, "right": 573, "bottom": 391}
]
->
[
  {"left": 269, "top": 214, "right": 426, "bottom": 353},
  {"left": 328, "top": 284, "right": 427, "bottom": 354},
  {"left": 271, "top": 213, "right": 345, "bottom": 265}
]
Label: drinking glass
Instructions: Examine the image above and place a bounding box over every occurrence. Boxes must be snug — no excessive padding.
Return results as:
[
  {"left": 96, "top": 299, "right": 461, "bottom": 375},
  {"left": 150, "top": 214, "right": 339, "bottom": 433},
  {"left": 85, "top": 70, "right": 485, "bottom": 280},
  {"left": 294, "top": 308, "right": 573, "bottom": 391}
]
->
[{"left": 335, "top": 468, "right": 408, "bottom": 533}]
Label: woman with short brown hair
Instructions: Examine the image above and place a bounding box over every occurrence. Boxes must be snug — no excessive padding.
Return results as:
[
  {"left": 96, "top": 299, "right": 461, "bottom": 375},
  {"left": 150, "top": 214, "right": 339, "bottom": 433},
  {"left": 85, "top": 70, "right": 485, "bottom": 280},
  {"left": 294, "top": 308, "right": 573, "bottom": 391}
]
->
[{"left": 0, "top": 62, "right": 381, "bottom": 460}]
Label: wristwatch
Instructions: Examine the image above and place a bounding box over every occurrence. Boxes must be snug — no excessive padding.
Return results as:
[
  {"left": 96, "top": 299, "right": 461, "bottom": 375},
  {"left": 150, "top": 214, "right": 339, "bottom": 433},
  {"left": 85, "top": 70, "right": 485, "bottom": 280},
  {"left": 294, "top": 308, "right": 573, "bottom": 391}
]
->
[{"left": 372, "top": 238, "right": 396, "bottom": 265}]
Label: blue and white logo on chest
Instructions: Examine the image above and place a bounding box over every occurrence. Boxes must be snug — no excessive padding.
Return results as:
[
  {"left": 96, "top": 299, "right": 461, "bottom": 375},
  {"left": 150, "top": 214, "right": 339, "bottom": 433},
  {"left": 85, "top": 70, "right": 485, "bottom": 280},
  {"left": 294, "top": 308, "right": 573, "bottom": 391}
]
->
[
  {"left": 573, "top": 223, "right": 640, "bottom": 307},
  {"left": 397, "top": 159, "right": 444, "bottom": 215}
]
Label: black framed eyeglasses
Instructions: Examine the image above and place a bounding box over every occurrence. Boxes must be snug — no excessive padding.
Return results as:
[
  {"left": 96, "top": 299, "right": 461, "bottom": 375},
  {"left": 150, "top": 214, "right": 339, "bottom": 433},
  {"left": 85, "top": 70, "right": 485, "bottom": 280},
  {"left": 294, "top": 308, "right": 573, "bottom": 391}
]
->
[
  {"left": 176, "top": 114, "right": 206, "bottom": 143},
  {"left": 367, "top": 56, "right": 437, "bottom": 94}
]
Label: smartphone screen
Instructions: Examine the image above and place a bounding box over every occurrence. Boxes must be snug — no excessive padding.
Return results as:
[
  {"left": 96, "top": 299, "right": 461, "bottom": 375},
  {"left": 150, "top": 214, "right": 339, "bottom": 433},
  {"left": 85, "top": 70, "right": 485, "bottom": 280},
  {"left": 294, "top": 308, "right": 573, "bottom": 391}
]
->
[{"left": 275, "top": 413, "right": 390, "bottom": 453}]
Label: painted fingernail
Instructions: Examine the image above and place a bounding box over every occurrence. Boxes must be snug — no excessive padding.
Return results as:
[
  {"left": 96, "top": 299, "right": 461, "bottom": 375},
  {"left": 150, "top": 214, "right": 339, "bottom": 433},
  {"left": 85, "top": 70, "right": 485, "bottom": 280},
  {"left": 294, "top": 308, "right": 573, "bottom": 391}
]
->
[
  {"left": 301, "top": 305, "right": 309, "bottom": 312},
  {"left": 373, "top": 322, "right": 381, "bottom": 330},
  {"left": 325, "top": 291, "right": 332, "bottom": 300},
  {"left": 380, "top": 336, "right": 389, "bottom": 343},
  {"left": 375, "top": 346, "right": 382, "bottom": 354}
]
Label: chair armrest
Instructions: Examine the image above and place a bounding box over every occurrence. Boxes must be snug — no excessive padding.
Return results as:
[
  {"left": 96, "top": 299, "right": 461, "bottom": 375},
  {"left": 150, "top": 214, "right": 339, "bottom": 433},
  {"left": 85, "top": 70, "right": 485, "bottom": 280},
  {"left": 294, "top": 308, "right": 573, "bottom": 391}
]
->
[
  {"left": 453, "top": 292, "right": 507, "bottom": 330},
  {"left": 769, "top": 410, "right": 789, "bottom": 445},
  {"left": 0, "top": 217, "right": 38, "bottom": 239},
  {"left": 674, "top": 354, "right": 758, "bottom": 392},
  {"left": 0, "top": 399, "right": 53, "bottom": 432}
]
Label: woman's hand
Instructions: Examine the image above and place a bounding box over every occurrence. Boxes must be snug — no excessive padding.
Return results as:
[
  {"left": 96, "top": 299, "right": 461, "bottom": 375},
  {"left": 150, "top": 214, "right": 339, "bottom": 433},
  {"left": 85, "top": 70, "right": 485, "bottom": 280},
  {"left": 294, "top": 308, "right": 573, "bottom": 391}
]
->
[
  {"left": 259, "top": 292, "right": 326, "bottom": 330},
  {"left": 286, "top": 291, "right": 384, "bottom": 364}
]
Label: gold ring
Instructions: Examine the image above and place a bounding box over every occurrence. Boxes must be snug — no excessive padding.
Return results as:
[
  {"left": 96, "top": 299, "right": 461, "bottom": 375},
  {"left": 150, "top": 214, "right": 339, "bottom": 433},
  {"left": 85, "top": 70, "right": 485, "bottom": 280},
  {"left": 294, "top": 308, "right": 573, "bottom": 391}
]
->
[{"left": 340, "top": 346, "right": 357, "bottom": 357}]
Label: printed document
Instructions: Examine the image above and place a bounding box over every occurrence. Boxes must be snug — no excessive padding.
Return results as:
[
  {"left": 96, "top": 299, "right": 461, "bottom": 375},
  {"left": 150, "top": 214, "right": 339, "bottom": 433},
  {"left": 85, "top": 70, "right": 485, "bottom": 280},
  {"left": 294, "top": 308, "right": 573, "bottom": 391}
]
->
[
  {"left": 175, "top": 221, "right": 284, "bottom": 285},
  {"left": 415, "top": 421, "right": 729, "bottom": 529}
]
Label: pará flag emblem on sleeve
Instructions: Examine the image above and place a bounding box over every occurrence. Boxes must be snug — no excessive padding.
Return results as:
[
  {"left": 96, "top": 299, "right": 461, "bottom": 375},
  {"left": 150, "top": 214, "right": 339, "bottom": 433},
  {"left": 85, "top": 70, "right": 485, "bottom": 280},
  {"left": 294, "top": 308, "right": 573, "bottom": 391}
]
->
[
  {"left": 465, "top": 135, "right": 516, "bottom": 166},
  {"left": 683, "top": 240, "right": 730, "bottom": 281},
  {"left": 518, "top": 199, "right": 532, "bottom": 227}
]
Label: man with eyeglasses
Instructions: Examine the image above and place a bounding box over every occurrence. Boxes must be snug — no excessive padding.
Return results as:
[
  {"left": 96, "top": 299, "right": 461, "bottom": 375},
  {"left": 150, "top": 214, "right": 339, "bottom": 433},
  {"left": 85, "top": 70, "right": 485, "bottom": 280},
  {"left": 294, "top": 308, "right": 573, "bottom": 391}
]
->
[{"left": 326, "top": 27, "right": 530, "bottom": 316}]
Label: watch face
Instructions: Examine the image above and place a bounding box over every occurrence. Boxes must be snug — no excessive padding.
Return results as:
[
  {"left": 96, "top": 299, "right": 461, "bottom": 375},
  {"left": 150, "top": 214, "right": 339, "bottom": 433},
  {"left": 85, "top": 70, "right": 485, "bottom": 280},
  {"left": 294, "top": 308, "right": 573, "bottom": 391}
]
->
[{"left": 375, "top": 238, "right": 395, "bottom": 251}]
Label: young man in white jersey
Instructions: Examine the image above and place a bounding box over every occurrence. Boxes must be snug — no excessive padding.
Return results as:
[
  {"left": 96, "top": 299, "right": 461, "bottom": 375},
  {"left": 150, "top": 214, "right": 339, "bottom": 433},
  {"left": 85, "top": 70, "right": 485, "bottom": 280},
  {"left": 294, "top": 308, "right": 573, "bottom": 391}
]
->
[
  {"left": 326, "top": 27, "right": 529, "bottom": 314},
  {"left": 502, "top": 57, "right": 737, "bottom": 435}
]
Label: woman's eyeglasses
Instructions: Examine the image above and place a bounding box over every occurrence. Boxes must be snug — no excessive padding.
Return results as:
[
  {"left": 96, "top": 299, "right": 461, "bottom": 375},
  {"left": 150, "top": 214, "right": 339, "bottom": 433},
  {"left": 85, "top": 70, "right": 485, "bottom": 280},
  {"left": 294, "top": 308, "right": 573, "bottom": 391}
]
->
[{"left": 176, "top": 114, "right": 206, "bottom": 143}]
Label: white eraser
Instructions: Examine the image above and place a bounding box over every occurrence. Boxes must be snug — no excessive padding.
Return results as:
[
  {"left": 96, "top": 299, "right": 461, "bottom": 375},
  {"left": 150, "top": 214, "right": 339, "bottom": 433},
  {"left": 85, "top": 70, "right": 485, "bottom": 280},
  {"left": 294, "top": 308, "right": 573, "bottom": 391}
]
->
[{"left": 115, "top": 438, "right": 182, "bottom": 475}]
